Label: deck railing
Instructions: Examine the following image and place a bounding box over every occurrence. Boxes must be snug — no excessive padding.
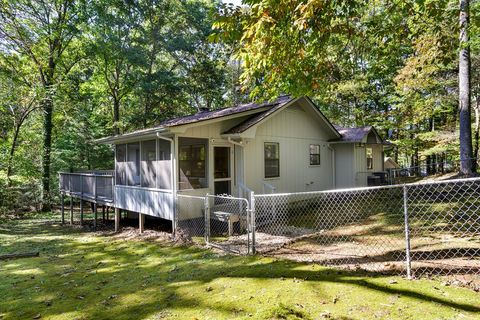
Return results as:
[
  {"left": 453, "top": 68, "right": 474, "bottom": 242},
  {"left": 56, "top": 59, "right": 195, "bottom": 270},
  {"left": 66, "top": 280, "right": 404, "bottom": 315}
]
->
[{"left": 59, "top": 171, "right": 114, "bottom": 203}]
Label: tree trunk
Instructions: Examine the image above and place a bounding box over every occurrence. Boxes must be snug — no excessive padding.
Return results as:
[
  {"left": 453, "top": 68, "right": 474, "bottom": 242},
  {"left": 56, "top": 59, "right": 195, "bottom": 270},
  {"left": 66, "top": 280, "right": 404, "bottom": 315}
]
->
[
  {"left": 459, "top": 0, "right": 473, "bottom": 175},
  {"left": 6, "top": 123, "right": 21, "bottom": 185},
  {"left": 41, "top": 93, "right": 53, "bottom": 211},
  {"left": 473, "top": 98, "right": 480, "bottom": 171},
  {"left": 113, "top": 96, "right": 120, "bottom": 135}
]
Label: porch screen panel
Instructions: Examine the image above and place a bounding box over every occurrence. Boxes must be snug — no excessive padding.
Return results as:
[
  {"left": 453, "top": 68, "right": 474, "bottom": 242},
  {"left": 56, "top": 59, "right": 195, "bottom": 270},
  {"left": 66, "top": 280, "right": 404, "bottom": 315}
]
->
[
  {"left": 141, "top": 140, "right": 157, "bottom": 188},
  {"left": 115, "top": 144, "right": 127, "bottom": 185},
  {"left": 157, "top": 139, "right": 172, "bottom": 189},
  {"left": 127, "top": 143, "right": 141, "bottom": 186},
  {"left": 178, "top": 137, "right": 208, "bottom": 189}
]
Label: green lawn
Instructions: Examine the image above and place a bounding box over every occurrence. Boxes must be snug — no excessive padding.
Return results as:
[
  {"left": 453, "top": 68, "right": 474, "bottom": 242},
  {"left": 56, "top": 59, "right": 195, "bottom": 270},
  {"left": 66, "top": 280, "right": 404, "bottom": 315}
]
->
[{"left": 0, "top": 214, "right": 479, "bottom": 320}]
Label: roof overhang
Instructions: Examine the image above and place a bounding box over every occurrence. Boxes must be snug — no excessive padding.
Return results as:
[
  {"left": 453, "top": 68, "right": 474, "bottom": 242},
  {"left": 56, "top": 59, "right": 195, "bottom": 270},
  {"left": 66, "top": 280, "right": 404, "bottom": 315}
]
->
[{"left": 94, "top": 127, "right": 170, "bottom": 144}]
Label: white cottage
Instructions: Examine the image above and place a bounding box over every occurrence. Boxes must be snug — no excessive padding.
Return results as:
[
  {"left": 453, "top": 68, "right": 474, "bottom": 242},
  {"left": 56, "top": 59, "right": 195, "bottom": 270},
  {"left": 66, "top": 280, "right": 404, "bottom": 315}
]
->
[{"left": 58, "top": 95, "right": 386, "bottom": 231}]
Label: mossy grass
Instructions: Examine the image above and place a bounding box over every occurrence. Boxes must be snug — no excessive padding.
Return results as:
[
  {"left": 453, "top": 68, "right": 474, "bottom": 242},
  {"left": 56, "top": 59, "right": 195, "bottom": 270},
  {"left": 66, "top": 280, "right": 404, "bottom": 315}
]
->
[{"left": 0, "top": 213, "right": 479, "bottom": 319}]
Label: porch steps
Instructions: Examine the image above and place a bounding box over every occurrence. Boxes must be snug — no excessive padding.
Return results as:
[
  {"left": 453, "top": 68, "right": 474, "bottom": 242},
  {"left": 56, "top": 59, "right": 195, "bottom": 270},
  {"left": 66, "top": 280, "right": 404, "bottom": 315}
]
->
[{"left": 212, "top": 211, "right": 239, "bottom": 236}]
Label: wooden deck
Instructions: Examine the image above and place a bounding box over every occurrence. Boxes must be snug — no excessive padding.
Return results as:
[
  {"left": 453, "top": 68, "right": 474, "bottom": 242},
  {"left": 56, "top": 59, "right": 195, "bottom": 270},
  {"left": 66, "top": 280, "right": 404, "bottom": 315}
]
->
[{"left": 59, "top": 171, "right": 175, "bottom": 232}]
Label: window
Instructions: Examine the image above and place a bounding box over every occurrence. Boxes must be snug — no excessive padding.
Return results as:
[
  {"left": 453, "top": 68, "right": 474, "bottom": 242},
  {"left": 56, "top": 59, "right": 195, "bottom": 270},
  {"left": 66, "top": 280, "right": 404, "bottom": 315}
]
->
[
  {"left": 264, "top": 142, "right": 280, "bottom": 178},
  {"left": 178, "top": 138, "right": 208, "bottom": 189},
  {"left": 367, "top": 147, "right": 373, "bottom": 170},
  {"left": 126, "top": 143, "right": 140, "bottom": 186},
  {"left": 309, "top": 144, "right": 320, "bottom": 165},
  {"left": 115, "top": 144, "right": 127, "bottom": 185},
  {"left": 141, "top": 140, "right": 156, "bottom": 188}
]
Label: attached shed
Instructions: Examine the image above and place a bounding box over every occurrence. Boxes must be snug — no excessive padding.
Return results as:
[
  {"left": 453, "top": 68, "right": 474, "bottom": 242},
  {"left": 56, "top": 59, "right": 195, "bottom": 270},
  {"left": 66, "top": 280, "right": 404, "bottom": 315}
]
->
[{"left": 331, "top": 126, "right": 386, "bottom": 188}]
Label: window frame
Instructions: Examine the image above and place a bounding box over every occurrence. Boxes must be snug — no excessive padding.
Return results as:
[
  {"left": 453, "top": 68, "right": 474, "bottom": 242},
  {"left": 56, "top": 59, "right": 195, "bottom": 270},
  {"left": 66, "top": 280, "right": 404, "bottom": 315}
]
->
[
  {"left": 264, "top": 142, "right": 280, "bottom": 179},
  {"left": 366, "top": 147, "right": 374, "bottom": 170},
  {"left": 309, "top": 144, "right": 321, "bottom": 166}
]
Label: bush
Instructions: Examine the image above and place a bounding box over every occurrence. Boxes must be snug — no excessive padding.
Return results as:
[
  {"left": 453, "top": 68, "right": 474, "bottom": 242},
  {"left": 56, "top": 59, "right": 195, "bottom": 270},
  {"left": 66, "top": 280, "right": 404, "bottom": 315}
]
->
[{"left": 0, "top": 175, "right": 42, "bottom": 216}]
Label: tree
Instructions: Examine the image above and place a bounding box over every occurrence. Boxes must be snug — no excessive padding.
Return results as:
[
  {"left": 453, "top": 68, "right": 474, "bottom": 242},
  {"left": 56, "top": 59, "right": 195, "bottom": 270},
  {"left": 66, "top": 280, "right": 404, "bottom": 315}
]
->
[
  {"left": 459, "top": 0, "right": 473, "bottom": 174},
  {"left": 0, "top": 74, "right": 39, "bottom": 184},
  {"left": 215, "top": 0, "right": 480, "bottom": 173},
  {"left": 0, "top": 0, "right": 82, "bottom": 208}
]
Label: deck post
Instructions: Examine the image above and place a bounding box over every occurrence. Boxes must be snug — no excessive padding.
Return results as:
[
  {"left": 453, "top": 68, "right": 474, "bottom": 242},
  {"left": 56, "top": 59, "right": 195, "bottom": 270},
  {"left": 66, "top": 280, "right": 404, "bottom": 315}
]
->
[
  {"left": 115, "top": 208, "right": 120, "bottom": 232},
  {"left": 80, "top": 200, "right": 84, "bottom": 225},
  {"left": 70, "top": 196, "right": 74, "bottom": 225},
  {"left": 102, "top": 206, "right": 105, "bottom": 222},
  {"left": 139, "top": 213, "right": 145, "bottom": 233},
  {"left": 61, "top": 193, "right": 65, "bottom": 224},
  {"left": 106, "top": 206, "right": 109, "bottom": 220},
  {"left": 93, "top": 203, "right": 97, "bottom": 231}
]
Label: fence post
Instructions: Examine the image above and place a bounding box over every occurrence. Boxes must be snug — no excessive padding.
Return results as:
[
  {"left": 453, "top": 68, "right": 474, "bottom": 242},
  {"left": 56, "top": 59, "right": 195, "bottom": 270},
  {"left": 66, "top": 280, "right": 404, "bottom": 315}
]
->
[
  {"left": 403, "top": 185, "right": 412, "bottom": 279},
  {"left": 204, "top": 194, "right": 210, "bottom": 244},
  {"left": 69, "top": 196, "right": 74, "bottom": 225},
  {"left": 172, "top": 195, "right": 177, "bottom": 238},
  {"left": 249, "top": 191, "right": 256, "bottom": 255},
  {"left": 61, "top": 192, "right": 65, "bottom": 224}
]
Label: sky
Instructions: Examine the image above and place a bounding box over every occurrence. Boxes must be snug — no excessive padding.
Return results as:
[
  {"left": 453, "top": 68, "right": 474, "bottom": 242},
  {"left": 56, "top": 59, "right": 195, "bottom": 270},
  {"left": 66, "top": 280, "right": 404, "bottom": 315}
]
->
[{"left": 222, "top": 0, "right": 243, "bottom": 6}]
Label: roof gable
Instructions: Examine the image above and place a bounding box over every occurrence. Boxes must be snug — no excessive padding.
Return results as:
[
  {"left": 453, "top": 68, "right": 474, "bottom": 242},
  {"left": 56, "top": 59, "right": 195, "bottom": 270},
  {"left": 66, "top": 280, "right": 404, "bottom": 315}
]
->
[
  {"left": 222, "top": 96, "right": 341, "bottom": 139},
  {"left": 331, "top": 125, "right": 384, "bottom": 144}
]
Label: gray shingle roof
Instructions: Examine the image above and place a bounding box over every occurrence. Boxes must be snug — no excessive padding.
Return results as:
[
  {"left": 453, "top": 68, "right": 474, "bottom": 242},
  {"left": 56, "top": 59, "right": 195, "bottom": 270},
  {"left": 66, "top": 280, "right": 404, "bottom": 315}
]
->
[
  {"left": 332, "top": 125, "right": 376, "bottom": 142},
  {"left": 222, "top": 98, "right": 292, "bottom": 134},
  {"left": 160, "top": 95, "right": 293, "bottom": 128}
]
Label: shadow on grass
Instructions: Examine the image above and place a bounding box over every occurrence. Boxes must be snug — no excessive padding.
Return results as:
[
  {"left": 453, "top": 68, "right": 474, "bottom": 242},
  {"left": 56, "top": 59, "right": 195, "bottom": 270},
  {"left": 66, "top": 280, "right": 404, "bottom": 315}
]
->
[{"left": 0, "top": 218, "right": 479, "bottom": 319}]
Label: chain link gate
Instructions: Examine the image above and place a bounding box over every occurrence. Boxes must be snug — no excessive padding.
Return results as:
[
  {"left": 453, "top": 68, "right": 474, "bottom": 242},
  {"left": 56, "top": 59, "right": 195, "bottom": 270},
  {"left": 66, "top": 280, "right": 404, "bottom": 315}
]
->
[
  {"left": 205, "top": 194, "right": 251, "bottom": 254},
  {"left": 175, "top": 193, "right": 252, "bottom": 254}
]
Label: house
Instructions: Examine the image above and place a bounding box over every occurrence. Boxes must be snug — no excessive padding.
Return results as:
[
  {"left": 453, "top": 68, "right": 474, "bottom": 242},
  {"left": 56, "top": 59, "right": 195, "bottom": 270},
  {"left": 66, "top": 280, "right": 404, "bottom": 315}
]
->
[
  {"left": 330, "top": 125, "right": 386, "bottom": 188},
  {"left": 58, "top": 95, "right": 386, "bottom": 232}
]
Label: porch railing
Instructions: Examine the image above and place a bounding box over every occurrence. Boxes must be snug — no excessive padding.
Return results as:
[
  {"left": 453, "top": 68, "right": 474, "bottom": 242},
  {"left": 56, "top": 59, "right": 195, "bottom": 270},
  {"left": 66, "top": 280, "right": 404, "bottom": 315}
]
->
[{"left": 59, "top": 171, "right": 114, "bottom": 203}]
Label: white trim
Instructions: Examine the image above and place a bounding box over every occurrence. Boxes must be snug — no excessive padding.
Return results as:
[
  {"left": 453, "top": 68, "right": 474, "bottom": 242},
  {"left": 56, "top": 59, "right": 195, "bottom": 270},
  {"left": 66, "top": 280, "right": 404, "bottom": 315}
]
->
[{"left": 115, "top": 184, "right": 173, "bottom": 193}]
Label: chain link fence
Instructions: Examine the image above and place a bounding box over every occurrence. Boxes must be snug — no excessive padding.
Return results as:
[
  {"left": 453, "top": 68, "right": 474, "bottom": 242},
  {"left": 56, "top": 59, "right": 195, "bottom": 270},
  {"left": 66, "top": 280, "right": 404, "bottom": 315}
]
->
[
  {"left": 173, "top": 178, "right": 480, "bottom": 281},
  {"left": 176, "top": 194, "right": 207, "bottom": 245},
  {"left": 406, "top": 179, "right": 480, "bottom": 278},
  {"left": 253, "top": 178, "right": 480, "bottom": 280}
]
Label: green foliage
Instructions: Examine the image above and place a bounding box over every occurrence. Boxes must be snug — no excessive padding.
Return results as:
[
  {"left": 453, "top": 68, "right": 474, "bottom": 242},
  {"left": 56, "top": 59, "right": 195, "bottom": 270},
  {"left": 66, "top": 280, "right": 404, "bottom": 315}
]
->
[
  {"left": 0, "top": 0, "right": 235, "bottom": 212},
  {"left": 214, "top": 0, "right": 480, "bottom": 167}
]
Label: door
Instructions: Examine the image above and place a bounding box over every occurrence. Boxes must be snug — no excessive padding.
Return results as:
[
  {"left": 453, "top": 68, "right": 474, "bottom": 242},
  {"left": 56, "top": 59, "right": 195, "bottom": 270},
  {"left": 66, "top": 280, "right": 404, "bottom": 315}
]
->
[{"left": 213, "top": 146, "right": 232, "bottom": 195}]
